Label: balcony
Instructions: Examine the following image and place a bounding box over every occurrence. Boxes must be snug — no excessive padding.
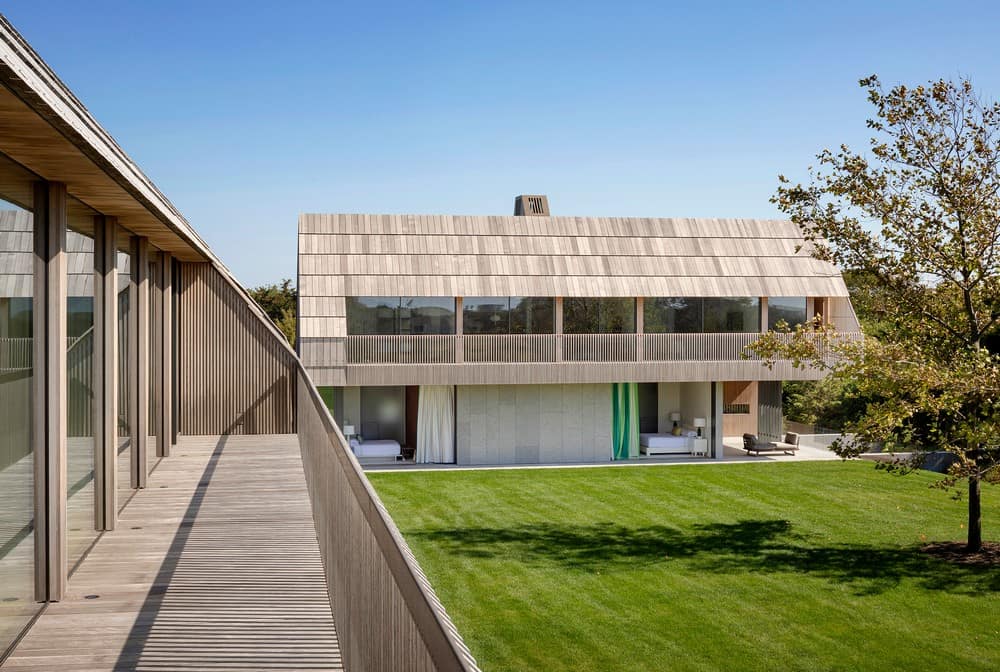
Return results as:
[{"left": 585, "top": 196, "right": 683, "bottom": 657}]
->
[{"left": 340, "top": 332, "right": 858, "bottom": 365}]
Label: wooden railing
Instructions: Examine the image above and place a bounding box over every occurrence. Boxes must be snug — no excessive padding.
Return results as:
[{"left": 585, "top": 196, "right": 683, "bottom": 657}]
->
[
  {"left": 295, "top": 365, "right": 481, "bottom": 672},
  {"left": 345, "top": 334, "right": 456, "bottom": 364},
  {"left": 0, "top": 337, "right": 32, "bottom": 371},
  {"left": 463, "top": 334, "right": 556, "bottom": 362},
  {"left": 339, "top": 332, "right": 862, "bottom": 365}
]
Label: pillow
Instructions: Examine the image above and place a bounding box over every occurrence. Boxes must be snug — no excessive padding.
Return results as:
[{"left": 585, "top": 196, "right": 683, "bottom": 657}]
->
[
  {"left": 349, "top": 438, "right": 361, "bottom": 452},
  {"left": 784, "top": 432, "right": 800, "bottom": 446},
  {"left": 671, "top": 425, "right": 682, "bottom": 436}
]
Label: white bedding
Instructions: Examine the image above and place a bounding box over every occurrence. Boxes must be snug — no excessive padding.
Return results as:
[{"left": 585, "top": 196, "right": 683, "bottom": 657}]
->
[
  {"left": 350, "top": 439, "right": 401, "bottom": 458},
  {"left": 639, "top": 433, "right": 692, "bottom": 454}
]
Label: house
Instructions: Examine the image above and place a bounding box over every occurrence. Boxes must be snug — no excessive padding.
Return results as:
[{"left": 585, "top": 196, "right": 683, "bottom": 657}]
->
[{"left": 297, "top": 196, "right": 861, "bottom": 465}]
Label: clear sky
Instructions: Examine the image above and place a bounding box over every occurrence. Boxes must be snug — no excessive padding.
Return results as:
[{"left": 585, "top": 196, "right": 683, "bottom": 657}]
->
[{"left": 5, "top": 1, "right": 1000, "bottom": 287}]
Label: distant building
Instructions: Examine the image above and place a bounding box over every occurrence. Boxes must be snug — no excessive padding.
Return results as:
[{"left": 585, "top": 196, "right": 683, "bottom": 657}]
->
[{"left": 298, "top": 195, "right": 861, "bottom": 465}]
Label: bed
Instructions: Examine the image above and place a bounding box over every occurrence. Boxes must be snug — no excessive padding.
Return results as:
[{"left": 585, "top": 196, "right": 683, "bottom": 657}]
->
[
  {"left": 349, "top": 438, "right": 402, "bottom": 459},
  {"left": 639, "top": 433, "right": 693, "bottom": 455}
]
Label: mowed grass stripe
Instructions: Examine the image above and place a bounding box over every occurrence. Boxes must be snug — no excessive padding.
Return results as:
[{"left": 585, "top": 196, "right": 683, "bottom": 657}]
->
[{"left": 371, "top": 461, "right": 998, "bottom": 672}]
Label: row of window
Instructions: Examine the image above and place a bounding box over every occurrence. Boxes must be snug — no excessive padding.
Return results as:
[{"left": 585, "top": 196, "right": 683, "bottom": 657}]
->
[{"left": 346, "top": 296, "right": 809, "bottom": 336}]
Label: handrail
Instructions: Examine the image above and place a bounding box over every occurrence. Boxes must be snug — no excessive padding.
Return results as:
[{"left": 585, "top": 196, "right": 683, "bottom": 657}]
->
[{"left": 294, "top": 360, "right": 480, "bottom": 671}]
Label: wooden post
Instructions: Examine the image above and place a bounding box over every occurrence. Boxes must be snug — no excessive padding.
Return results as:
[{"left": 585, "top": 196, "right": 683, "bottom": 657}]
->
[
  {"left": 93, "top": 215, "right": 118, "bottom": 530},
  {"left": 158, "top": 252, "right": 172, "bottom": 457},
  {"left": 711, "top": 381, "right": 724, "bottom": 460},
  {"left": 554, "top": 297, "right": 564, "bottom": 362},
  {"left": 130, "top": 236, "right": 149, "bottom": 488},
  {"left": 454, "top": 296, "right": 463, "bottom": 363},
  {"left": 33, "top": 181, "right": 67, "bottom": 602},
  {"left": 635, "top": 296, "right": 644, "bottom": 362},
  {"left": 760, "top": 297, "right": 769, "bottom": 332}
]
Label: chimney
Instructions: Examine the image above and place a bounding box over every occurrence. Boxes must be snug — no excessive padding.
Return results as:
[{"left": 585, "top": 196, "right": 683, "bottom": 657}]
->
[{"left": 514, "top": 194, "right": 550, "bottom": 216}]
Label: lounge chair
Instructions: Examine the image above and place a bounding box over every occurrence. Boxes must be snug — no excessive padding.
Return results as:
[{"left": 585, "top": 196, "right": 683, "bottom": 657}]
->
[{"left": 742, "top": 432, "right": 800, "bottom": 456}]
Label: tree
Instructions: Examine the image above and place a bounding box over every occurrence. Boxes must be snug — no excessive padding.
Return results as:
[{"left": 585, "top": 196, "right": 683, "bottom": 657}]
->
[
  {"left": 248, "top": 279, "right": 297, "bottom": 346},
  {"left": 756, "top": 76, "right": 1000, "bottom": 553}
]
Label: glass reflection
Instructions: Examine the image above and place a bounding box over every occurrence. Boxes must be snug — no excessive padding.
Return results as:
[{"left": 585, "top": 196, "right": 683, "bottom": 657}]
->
[
  {"left": 0, "top": 181, "right": 37, "bottom": 651},
  {"left": 66, "top": 198, "right": 97, "bottom": 567}
]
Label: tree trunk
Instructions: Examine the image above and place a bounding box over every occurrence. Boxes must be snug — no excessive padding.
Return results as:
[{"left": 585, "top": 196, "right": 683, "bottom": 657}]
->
[{"left": 967, "top": 476, "right": 982, "bottom": 553}]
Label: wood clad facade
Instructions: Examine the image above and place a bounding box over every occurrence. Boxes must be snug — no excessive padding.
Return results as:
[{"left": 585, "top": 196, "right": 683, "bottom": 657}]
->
[
  {"left": 298, "top": 212, "right": 861, "bottom": 387},
  {"left": 177, "top": 263, "right": 297, "bottom": 435}
]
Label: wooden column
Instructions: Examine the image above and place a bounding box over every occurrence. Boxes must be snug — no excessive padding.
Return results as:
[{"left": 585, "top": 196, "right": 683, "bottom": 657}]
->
[
  {"left": 454, "top": 296, "right": 463, "bottom": 363},
  {"left": 760, "top": 297, "right": 769, "bottom": 332},
  {"left": 554, "top": 297, "right": 564, "bottom": 362},
  {"left": 33, "top": 181, "right": 67, "bottom": 602},
  {"left": 130, "top": 236, "right": 149, "bottom": 488},
  {"left": 171, "top": 259, "right": 180, "bottom": 445},
  {"left": 93, "top": 216, "right": 118, "bottom": 531},
  {"left": 711, "top": 381, "right": 724, "bottom": 460},
  {"left": 157, "top": 252, "right": 172, "bottom": 457},
  {"left": 635, "top": 296, "right": 644, "bottom": 362}
]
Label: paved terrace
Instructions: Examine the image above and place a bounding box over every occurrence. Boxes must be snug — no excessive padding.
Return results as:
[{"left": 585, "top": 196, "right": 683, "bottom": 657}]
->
[{"left": 3, "top": 435, "right": 342, "bottom": 671}]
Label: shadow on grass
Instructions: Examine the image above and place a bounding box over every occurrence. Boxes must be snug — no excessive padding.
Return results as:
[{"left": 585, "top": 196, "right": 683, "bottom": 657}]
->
[{"left": 409, "top": 519, "right": 1000, "bottom": 595}]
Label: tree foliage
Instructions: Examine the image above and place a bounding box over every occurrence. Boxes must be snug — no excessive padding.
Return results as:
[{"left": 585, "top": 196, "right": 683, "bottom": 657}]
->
[
  {"left": 248, "top": 278, "right": 296, "bottom": 346},
  {"left": 756, "top": 76, "right": 1000, "bottom": 552}
]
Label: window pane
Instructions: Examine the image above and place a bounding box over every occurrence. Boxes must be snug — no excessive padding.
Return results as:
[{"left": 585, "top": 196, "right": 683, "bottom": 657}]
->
[
  {"left": 347, "top": 297, "right": 398, "bottom": 335},
  {"left": 66, "top": 198, "right": 98, "bottom": 570},
  {"left": 0, "top": 158, "right": 39, "bottom": 649},
  {"left": 400, "top": 297, "right": 455, "bottom": 335},
  {"left": 117, "top": 241, "right": 132, "bottom": 499},
  {"left": 768, "top": 297, "right": 807, "bottom": 330},
  {"left": 148, "top": 257, "right": 159, "bottom": 477},
  {"left": 563, "top": 298, "right": 600, "bottom": 333},
  {"left": 463, "top": 297, "right": 509, "bottom": 334},
  {"left": 704, "top": 297, "right": 760, "bottom": 333},
  {"left": 564, "top": 298, "right": 635, "bottom": 333},
  {"left": 643, "top": 297, "right": 703, "bottom": 333},
  {"left": 510, "top": 297, "right": 554, "bottom": 334}
]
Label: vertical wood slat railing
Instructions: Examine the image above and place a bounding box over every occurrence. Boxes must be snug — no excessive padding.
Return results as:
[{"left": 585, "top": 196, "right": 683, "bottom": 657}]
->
[
  {"left": 339, "top": 332, "right": 862, "bottom": 365},
  {"left": 462, "top": 334, "right": 556, "bottom": 362},
  {"left": 0, "top": 337, "right": 32, "bottom": 371},
  {"left": 295, "top": 366, "right": 481, "bottom": 672}
]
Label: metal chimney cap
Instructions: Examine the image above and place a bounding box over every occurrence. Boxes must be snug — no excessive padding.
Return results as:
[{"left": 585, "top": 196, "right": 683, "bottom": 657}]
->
[{"left": 514, "top": 195, "right": 550, "bottom": 216}]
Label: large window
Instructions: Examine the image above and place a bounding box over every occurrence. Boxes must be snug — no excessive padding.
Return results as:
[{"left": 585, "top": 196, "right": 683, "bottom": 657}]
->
[
  {"left": 768, "top": 297, "right": 808, "bottom": 331},
  {"left": 703, "top": 297, "right": 760, "bottom": 333},
  {"left": 463, "top": 297, "right": 554, "bottom": 334},
  {"left": 0, "top": 153, "right": 39, "bottom": 652},
  {"left": 563, "top": 298, "right": 636, "bottom": 334},
  {"left": 117, "top": 241, "right": 133, "bottom": 500},
  {"left": 66, "top": 197, "right": 98, "bottom": 567},
  {"left": 347, "top": 297, "right": 455, "bottom": 335},
  {"left": 399, "top": 297, "right": 455, "bottom": 335},
  {"left": 644, "top": 297, "right": 703, "bottom": 333}
]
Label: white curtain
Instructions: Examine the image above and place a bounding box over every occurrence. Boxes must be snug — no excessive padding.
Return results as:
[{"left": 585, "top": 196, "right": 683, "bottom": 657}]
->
[{"left": 416, "top": 385, "right": 455, "bottom": 463}]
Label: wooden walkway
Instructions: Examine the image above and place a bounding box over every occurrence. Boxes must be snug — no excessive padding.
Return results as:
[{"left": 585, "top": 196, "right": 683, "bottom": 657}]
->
[{"left": 3, "top": 434, "right": 342, "bottom": 671}]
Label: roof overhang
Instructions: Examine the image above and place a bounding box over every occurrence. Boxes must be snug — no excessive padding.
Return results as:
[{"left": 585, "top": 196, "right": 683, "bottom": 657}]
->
[{"left": 0, "top": 14, "right": 209, "bottom": 260}]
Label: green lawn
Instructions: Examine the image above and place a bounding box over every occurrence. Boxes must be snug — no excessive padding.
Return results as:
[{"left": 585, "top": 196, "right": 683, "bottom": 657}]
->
[{"left": 369, "top": 462, "right": 1000, "bottom": 672}]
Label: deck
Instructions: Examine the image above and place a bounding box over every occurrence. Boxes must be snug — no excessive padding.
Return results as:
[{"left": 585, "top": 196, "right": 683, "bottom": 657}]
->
[{"left": 3, "top": 434, "right": 342, "bottom": 671}]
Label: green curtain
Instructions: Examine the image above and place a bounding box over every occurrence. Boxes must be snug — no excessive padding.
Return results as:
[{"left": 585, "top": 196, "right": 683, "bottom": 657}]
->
[{"left": 612, "top": 383, "right": 639, "bottom": 460}]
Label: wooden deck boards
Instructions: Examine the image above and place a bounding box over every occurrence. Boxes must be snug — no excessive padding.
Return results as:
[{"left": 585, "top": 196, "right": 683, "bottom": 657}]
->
[{"left": 3, "top": 434, "right": 342, "bottom": 671}]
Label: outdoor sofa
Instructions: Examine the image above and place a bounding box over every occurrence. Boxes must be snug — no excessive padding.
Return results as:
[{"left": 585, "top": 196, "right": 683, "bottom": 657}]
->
[{"left": 742, "top": 432, "right": 800, "bottom": 456}]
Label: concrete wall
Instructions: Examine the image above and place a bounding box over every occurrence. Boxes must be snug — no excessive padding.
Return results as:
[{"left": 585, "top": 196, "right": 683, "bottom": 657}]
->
[
  {"left": 678, "top": 381, "right": 713, "bottom": 438},
  {"left": 457, "top": 384, "right": 612, "bottom": 465}
]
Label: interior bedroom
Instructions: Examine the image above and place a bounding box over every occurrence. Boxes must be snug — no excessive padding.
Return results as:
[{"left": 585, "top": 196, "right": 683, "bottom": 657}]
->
[
  {"left": 320, "top": 385, "right": 457, "bottom": 464},
  {"left": 634, "top": 381, "right": 713, "bottom": 459}
]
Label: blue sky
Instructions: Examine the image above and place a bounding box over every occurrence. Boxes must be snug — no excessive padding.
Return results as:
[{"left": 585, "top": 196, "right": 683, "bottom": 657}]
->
[{"left": 5, "top": 1, "right": 1000, "bottom": 286}]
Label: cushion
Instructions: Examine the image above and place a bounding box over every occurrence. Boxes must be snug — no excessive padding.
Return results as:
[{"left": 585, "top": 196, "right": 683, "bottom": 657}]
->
[
  {"left": 671, "top": 425, "right": 682, "bottom": 436},
  {"left": 783, "top": 432, "right": 800, "bottom": 446}
]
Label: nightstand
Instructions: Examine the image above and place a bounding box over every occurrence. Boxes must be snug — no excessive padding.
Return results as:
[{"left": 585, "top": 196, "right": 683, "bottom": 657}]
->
[{"left": 691, "top": 437, "right": 708, "bottom": 457}]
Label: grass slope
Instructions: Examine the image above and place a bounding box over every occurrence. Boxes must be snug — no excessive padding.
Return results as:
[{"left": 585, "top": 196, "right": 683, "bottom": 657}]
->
[{"left": 370, "top": 462, "right": 999, "bottom": 672}]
